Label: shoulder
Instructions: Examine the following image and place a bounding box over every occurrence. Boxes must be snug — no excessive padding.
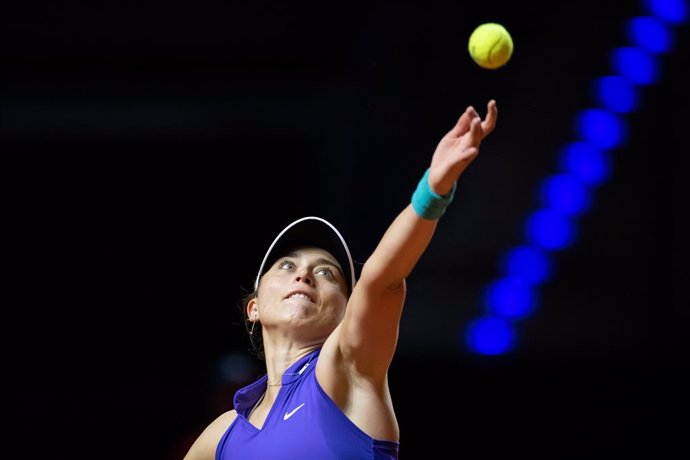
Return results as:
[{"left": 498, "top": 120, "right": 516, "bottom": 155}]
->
[{"left": 183, "top": 410, "right": 237, "bottom": 460}]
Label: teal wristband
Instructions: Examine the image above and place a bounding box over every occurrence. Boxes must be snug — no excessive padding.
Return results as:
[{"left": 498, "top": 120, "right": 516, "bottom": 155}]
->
[{"left": 411, "top": 168, "right": 456, "bottom": 220}]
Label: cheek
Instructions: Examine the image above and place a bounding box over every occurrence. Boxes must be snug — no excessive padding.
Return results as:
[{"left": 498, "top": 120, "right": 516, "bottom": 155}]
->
[
  {"left": 260, "top": 274, "right": 287, "bottom": 294},
  {"left": 324, "top": 290, "right": 348, "bottom": 318},
  {"left": 256, "top": 280, "right": 287, "bottom": 309}
]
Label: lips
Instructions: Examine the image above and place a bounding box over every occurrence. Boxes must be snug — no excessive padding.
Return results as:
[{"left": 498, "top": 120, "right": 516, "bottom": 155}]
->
[{"left": 285, "top": 290, "right": 315, "bottom": 303}]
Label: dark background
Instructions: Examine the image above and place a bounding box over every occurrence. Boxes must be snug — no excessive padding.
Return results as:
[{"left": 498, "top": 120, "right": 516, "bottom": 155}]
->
[{"left": 5, "top": 0, "right": 688, "bottom": 458}]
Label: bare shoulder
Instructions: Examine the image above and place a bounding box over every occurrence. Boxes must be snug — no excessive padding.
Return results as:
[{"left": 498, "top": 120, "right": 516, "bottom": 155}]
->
[{"left": 183, "top": 410, "right": 237, "bottom": 460}]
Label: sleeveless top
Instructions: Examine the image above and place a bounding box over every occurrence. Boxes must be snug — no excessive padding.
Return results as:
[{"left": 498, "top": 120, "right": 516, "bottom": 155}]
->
[{"left": 216, "top": 348, "right": 399, "bottom": 459}]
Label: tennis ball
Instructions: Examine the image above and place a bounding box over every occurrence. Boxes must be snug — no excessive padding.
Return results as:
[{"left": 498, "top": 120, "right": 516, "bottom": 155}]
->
[{"left": 468, "top": 23, "right": 513, "bottom": 69}]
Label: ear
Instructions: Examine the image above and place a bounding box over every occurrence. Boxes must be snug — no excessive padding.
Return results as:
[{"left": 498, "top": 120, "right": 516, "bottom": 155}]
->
[{"left": 247, "top": 297, "right": 258, "bottom": 321}]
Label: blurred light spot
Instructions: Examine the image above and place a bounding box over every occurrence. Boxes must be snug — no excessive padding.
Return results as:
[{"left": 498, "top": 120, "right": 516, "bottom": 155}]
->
[
  {"left": 646, "top": 0, "right": 688, "bottom": 23},
  {"left": 503, "top": 245, "right": 553, "bottom": 286},
  {"left": 559, "top": 141, "right": 611, "bottom": 186},
  {"left": 526, "top": 208, "right": 577, "bottom": 251},
  {"left": 218, "top": 352, "right": 255, "bottom": 384},
  {"left": 594, "top": 76, "right": 638, "bottom": 113},
  {"left": 576, "top": 109, "right": 626, "bottom": 150},
  {"left": 627, "top": 16, "right": 672, "bottom": 53},
  {"left": 611, "top": 47, "right": 659, "bottom": 85},
  {"left": 540, "top": 173, "right": 592, "bottom": 216},
  {"left": 465, "top": 317, "right": 516, "bottom": 355},
  {"left": 485, "top": 277, "right": 537, "bottom": 319}
]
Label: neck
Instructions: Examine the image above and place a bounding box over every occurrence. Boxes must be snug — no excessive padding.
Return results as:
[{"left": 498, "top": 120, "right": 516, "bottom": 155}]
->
[{"left": 262, "top": 344, "right": 320, "bottom": 387}]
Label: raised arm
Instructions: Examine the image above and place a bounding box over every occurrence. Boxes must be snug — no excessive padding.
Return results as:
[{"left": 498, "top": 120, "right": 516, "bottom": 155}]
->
[{"left": 337, "top": 100, "right": 498, "bottom": 376}]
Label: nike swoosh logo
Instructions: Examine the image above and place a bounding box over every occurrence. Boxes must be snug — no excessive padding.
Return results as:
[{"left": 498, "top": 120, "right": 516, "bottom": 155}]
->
[{"left": 283, "top": 403, "right": 305, "bottom": 420}]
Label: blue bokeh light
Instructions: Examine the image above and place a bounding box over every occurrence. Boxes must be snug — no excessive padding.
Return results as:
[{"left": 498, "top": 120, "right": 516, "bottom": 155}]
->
[
  {"left": 540, "top": 173, "right": 592, "bottom": 216},
  {"left": 576, "top": 109, "right": 626, "bottom": 150},
  {"left": 627, "top": 16, "right": 673, "bottom": 53},
  {"left": 463, "top": 0, "right": 687, "bottom": 355},
  {"left": 612, "top": 46, "right": 659, "bottom": 85},
  {"left": 503, "top": 245, "right": 553, "bottom": 286},
  {"left": 465, "top": 316, "right": 516, "bottom": 355},
  {"left": 646, "top": 0, "right": 688, "bottom": 23},
  {"left": 526, "top": 208, "right": 577, "bottom": 251},
  {"left": 594, "top": 76, "right": 638, "bottom": 113},
  {"left": 559, "top": 141, "right": 611, "bottom": 186},
  {"left": 485, "top": 277, "right": 537, "bottom": 319}
]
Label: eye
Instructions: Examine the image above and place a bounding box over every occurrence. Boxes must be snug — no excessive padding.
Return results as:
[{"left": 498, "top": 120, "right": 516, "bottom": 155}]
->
[
  {"left": 278, "top": 260, "right": 296, "bottom": 270},
  {"left": 315, "top": 267, "right": 334, "bottom": 278}
]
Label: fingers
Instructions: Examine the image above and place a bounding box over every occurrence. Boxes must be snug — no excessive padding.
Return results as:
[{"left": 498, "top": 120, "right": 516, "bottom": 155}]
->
[
  {"left": 449, "top": 101, "right": 496, "bottom": 139},
  {"left": 448, "top": 106, "right": 479, "bottom": 138},
  {"left": 466, "top": 116, "right": 483, "bottom": 147},
  {"left": 481, "top": 99, "right": 498, "bottom": 135}
]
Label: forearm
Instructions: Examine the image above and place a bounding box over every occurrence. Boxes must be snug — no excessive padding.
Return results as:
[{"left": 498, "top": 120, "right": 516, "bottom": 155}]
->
[
  {"left": 359, "top": 100, "right": 497, "bottom": 293},
  {"left": 359, "top": 204, "right": 439, "bottom": 290}
]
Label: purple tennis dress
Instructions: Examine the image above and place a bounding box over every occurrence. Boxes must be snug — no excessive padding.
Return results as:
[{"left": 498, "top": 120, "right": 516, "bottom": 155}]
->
[{"left": 216, "top": 348, "right": 400, "bottom": 459}]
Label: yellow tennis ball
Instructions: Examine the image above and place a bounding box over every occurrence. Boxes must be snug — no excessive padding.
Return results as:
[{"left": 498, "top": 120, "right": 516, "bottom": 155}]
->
[{"left": 468, "top": 23, "right": 513, "bottom": 69}]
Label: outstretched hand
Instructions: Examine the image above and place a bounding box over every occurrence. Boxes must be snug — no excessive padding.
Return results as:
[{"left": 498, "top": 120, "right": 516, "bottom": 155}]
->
[{"left": 428, "top": 100, "right": 498, "bottom": 195}]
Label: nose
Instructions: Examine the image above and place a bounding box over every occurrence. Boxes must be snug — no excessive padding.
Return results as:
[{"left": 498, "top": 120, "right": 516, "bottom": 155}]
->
[{"left": 295, "top": 267, "right": 313, "bottom": 285}]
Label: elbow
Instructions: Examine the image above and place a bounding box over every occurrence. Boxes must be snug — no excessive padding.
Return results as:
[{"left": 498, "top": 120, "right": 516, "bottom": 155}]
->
[
  {"left": 386, "top": 278, "right": 406, "bottom": 293},
  {"left": 359, "top": 263, "right": 407, "bottom": 294},
  {"left": 357, "top": 270, "right": 407, "bottom": 293}
]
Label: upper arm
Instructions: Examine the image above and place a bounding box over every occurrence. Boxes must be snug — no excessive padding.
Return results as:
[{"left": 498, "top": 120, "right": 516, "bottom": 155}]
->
[
  {"left": 326, "top": 206, "right": 437, "bottom": 381},
  {"left": 183, "top": 410, "right": 236, "bottom": 460},
  {"left": 336, "top": 270, "right": 406, "bottom": 376},
  {"left": 319, "top": 262, "right": 407, "bottom": 388}
]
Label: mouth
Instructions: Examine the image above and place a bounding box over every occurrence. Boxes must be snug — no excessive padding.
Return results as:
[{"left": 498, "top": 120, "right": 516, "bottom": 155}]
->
[{"left": 285, "top": 290, "right": 315, "bottom": 303}]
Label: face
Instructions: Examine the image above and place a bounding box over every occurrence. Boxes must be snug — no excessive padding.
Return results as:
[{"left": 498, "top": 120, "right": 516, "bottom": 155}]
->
[{"left": 249, "top": 246, "right": 349, "bottom": 341}]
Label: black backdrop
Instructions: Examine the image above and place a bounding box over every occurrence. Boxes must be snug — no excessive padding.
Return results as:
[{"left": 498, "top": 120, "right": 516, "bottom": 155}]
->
[{"left": 5, "top": 1, "right": 688, "bottom": 458}]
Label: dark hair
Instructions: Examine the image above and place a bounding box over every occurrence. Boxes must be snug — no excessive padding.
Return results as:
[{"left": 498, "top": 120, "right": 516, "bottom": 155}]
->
[{"left": 240, "top": 288, "right": 265, "bottom": 360}]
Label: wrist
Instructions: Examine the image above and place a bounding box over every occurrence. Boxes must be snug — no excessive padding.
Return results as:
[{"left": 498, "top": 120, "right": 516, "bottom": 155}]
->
[{"left": 411, "top": 168, "right": 456, "bottom": 220}]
